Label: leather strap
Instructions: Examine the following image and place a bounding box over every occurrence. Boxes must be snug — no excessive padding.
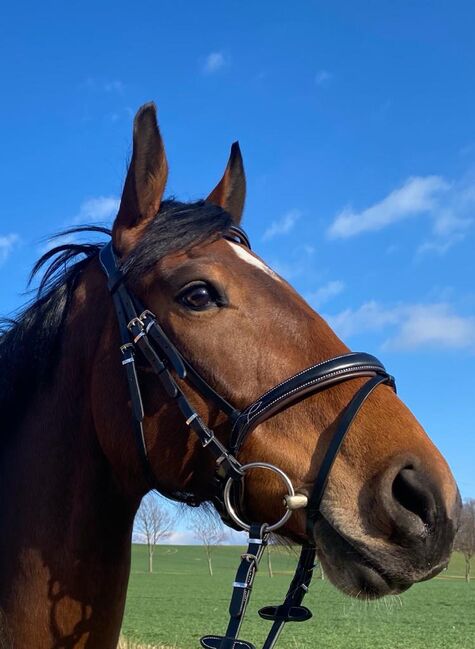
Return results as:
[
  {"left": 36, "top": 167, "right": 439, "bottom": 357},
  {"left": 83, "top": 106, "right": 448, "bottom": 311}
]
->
[
  {"left": 306, "top": 373, "right": 392, "bottom": 533},
  {"left": 230, "top": 352, "right": 394, "bottom": 453},
  {"left": 201, "top": 523, "right": 268, "bottom": 649},
  {"left": 225, "top": 224, "right": 251, "bottom": 249},
  {"left": 99, "top": 242, "right": 244, "bottom": 493},
  {"left": 259, "top": 543, "right": 316, "bottom": 649}
]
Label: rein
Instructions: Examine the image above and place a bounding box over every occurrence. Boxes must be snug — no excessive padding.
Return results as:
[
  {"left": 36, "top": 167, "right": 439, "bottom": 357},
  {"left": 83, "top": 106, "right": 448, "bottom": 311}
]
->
[{"left": 99, "top": 226, "right": 396, "bottom": 649}]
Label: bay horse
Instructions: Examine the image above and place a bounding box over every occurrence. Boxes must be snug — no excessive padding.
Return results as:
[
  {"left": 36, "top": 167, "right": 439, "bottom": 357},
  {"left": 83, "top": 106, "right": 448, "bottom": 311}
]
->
[{"left": 0, "top": 103, "right": 460, "bottom": 649}]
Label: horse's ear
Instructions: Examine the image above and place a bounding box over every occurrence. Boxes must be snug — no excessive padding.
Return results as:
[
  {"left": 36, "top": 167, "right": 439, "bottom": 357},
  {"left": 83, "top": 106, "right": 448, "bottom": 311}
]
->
[
  {"left": 112, "top": 102, "right": 168, "bottom": 253},
  {"left": 206, "top": 142, "right": 246, "bottom": 224}
]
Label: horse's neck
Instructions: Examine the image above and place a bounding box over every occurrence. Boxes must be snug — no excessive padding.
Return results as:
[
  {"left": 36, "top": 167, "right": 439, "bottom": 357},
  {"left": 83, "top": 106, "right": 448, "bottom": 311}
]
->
[{"left": 0, "top": 265, "right": 138, "bottom": 649}]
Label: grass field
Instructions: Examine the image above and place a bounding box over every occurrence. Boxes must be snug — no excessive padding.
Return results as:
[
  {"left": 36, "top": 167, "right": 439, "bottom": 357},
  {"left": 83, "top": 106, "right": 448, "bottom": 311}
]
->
[{"left": 121, "top": 545, "right": 474, "bottom": 649}]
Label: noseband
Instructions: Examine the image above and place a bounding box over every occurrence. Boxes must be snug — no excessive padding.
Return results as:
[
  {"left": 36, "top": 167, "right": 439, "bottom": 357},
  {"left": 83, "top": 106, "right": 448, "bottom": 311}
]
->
[{"left": 99, "top": 226, "right": 396, "bottom": 649}]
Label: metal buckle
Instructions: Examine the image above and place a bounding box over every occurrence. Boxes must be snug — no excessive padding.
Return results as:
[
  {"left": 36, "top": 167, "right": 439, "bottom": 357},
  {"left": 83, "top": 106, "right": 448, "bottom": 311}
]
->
[
  {"left": 127, "top": 316, "right": 143, "bottom": 332},
  {"left": 138, "top": 309, "right": 156, "bottom": 325},
  {"left": 223, "top": 462, "right": 295, "bottom": 532},
  {"left": 202, "top": 432, "right": 215, "bottom": 447},
  {"left": 120, "top": 343, "right": 135, "bottom": 365}
]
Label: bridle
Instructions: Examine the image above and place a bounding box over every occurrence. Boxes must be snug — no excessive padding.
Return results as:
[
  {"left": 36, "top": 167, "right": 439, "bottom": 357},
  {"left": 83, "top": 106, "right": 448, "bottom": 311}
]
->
[{"left": 99, "top": 225, "right": 396, "bottom": 649}]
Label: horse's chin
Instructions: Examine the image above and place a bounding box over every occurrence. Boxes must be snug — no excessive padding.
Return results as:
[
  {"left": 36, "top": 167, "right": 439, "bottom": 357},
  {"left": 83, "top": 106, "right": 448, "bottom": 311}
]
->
[{"left": 312, "top": 516, "right": 446, "bottom": 599}]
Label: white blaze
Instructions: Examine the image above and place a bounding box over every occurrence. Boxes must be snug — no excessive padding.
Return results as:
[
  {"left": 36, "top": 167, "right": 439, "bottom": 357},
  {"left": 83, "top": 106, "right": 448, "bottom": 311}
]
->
[{"left": 227, "top": 241, "right": 281, "bottom": 282}]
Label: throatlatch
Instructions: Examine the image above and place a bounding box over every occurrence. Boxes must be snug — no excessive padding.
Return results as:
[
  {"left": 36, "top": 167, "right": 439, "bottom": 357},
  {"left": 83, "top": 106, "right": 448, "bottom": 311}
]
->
[{"left": 99, "top": 224, "right": 396, "bottom": 649}]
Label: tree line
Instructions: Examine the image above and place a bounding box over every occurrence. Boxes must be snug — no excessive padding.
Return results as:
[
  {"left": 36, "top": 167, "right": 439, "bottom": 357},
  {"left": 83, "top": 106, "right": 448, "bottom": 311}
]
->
[
  {"left": 134, "top": 492, "right": 226, "bottom": 575},
  {"left": 135, "top": 493, "right": 475, "bottom": 581}
]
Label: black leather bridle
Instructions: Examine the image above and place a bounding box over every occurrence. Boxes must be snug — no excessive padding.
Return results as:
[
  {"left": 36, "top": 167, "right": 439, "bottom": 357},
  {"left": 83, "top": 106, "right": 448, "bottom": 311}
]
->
[{"left": 99, "top": 225, "right": 396, "bottom": 649}]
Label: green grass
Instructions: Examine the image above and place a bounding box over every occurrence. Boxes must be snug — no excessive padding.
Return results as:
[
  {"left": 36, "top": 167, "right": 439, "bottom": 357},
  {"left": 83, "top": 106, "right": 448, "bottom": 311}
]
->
[{"left": 122, "top": 546, "right": 474, "bottom": 649}]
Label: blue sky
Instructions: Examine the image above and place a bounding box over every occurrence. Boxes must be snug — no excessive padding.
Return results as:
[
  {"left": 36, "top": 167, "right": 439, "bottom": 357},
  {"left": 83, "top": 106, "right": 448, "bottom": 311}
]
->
[{"left": 1, "top": 2, "right": 474, "bottom": 537}]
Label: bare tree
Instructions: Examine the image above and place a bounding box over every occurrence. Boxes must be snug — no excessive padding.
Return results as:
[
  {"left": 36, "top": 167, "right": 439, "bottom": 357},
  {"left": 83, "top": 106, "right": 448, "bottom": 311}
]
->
[
  {"left": 266, "top": 536, "right": 283, "bottom": 578},
  {"left": 266, "top": 544, "right": 274, "bottom": 578},
  {"left": 135, "top": 493, "right": 174, "bottom": 573},
  {"left": 454, "top": 499, "right": 475, "bottom": 582},
  {"left": 191, "top": 514, "right": 226, "bottom": 576}
]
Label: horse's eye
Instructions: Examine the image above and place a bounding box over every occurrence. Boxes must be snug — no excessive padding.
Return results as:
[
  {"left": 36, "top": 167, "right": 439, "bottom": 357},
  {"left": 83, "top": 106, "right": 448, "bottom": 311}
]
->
[{"left": 180, "top": 284, "right": 215, "bottom": 311}]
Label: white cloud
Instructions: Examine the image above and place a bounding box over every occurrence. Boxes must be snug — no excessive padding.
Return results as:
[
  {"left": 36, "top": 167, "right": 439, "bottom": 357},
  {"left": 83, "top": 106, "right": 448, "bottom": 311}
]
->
[
  {"left": 416, "top": 233, "right": 465, "bottom": 257},
  {"left": 307, "top": 280, "right": 345, "bottom": 307},
  {"left": 270, "top": 258, "right": 304, "bottom": 280},
  {"left": 328, "top": 176, "right": 450, "bottom": 239},
  {"left": 202, "top": 52, "right": 226, "bottom": 74},
  {"left": 135, "top": 527, "right": 246, "bottom": 546},
  {"left": 263, "top": 209, "right": 301, "bottom": 241},
  {"left": 104, "top": 80, "right": 124, "bottom": 93},
  {"left": 134, "top": 529, "right": 198, "bottom": 545},
  {"left": 161, "top": 530, "right": 197, "bottom": 545},
  {"left": 327, "top": 174, "right": 475, "bottom": 255},
  {"left": 326, "top": 300, "right": 402, "bottom": 338},
  {"left": 267, "top": 244, "right": 315, "bottom": 281},
  {"left": 0, "top": 233, "right": 19, "bottom": 265},
  {"left": 315, "top": 70, "right": 332, "bottom": 85},
  {"left": 385, "top": 304, "right": 475, "bottom": 351},
  {"left": 79, "top": 78, "right": 124, "bottom": 94},
  {"left": 325, "top": 300, "right": 475, "bottom": 352},
  {"left": 417, "top": 179, "right": 475, "bottom": 255},
  {"left": 73, "top": 196, "right": 120, "bottom": 223},
  {"left": 40, "top": 196, "right": 119, "bottom": 253}
]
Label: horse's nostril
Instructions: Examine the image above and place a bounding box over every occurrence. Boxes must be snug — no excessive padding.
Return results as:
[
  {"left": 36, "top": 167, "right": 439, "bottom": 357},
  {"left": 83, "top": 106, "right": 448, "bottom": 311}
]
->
[{"left": 390, "top": 466, "right": 437, "bottom": 531}]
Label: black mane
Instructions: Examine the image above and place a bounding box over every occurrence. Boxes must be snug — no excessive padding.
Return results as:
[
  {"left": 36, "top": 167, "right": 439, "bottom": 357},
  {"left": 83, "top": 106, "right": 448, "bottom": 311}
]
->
[{"left": 0, "top": 199, "right": 233, "bottom": 434}]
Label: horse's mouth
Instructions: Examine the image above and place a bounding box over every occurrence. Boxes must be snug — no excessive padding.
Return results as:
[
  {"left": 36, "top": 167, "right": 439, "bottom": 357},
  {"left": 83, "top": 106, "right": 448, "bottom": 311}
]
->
[{"left": 312, "top": 515, "right": 447, "bottom": 599}]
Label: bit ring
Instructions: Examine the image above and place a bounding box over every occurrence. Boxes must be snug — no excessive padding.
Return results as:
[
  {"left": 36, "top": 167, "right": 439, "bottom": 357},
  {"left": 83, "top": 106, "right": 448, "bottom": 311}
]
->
[{"left": 223, "top": 462, "right": 295, "bottom": 532}]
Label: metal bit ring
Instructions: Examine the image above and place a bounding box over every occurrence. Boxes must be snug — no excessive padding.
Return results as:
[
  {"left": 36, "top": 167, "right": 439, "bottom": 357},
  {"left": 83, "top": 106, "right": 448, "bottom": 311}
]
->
[{"left": 223, "top": 462, "right": 295, "bottom": 532}]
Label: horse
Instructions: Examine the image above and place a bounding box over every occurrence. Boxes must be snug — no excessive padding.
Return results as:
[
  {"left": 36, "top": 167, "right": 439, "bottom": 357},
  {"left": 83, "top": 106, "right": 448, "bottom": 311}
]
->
[{"left": 0, "top": 102, "right": 460, "bottom": 649}]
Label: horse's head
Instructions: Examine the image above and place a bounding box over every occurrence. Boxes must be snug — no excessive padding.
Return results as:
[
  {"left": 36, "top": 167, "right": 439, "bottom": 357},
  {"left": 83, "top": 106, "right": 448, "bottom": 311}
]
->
[{"left": 93, "top": 104, "right": 460, "bottom": 599}]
